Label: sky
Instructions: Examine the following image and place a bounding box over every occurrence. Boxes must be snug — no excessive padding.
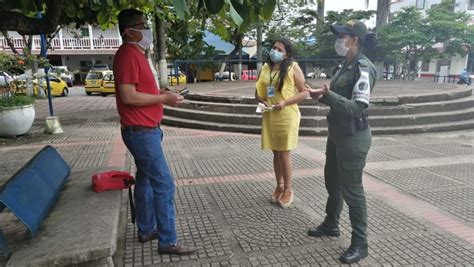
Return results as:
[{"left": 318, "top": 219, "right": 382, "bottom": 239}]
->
[
  {"left": 325, "top": 0, "right": 377, "bottom": 12},
  {"left": 325, "top": 0, "right": 378, "bottom": 27}
]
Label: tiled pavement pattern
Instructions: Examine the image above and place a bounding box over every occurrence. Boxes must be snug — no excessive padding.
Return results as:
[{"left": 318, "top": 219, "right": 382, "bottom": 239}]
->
[
  {"left": 0, "top": 96, "right": 472, "bottom": 266},
  {"left": 0, "top": 97, "right": 120, "bottom": 264},
  {"left": 122, "top": 128, "right": 474, "bottom": 266}
]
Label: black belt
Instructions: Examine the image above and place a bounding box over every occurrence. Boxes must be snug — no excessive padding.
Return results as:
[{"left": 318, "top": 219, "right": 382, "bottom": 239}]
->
[{"left": 122, "top": 125, "right": 160, "bottom": 132}]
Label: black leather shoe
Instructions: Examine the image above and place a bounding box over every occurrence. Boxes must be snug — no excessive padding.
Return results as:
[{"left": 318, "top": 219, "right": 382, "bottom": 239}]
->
[
  {"left": 339, "top": 244, "right": 368, "bottom": 264},
  {"left": 138, "top": 232, "right": 158, "bottom": 243},
  {"left": 158, "top": 241, "right": 195, "bottom": 255},
  {"left": 308, "top": 224, "right": 340, "bottom": 237}
]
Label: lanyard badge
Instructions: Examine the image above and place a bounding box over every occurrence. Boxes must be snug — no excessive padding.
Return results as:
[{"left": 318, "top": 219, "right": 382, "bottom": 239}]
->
[{"left": 267, "top": 70, "right": 279, "bottom": 98}]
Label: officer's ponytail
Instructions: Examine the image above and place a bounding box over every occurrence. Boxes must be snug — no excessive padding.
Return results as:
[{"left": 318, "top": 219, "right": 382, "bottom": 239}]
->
[{"left": 363, "top": 33, "right": 377, "bottom": 50}]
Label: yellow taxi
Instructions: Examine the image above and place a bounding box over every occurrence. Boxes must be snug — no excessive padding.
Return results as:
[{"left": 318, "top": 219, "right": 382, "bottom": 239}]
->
[
  {"left": 13, "top": 74, "right": 68, "bottom": 97},
  {"left": 168, "top": 72, "right": 187, "bottom": 86},
  {"left": 85, "top": 70, "right": 112, "bottom": 95},
  {"left": 100, "top": 73, "right": 115, "bottom": 97},
  {"left": 43, "top": 75, "right": 69, "bottom": 96}
]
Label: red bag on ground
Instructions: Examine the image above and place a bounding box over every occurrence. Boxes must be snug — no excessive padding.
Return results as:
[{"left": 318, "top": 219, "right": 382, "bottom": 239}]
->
[
  {"left": 92, "top": 171, "right": 136, "bottom": 223},
  {"left": 92, "top": 171, "right": 135, "bottom": 192}
]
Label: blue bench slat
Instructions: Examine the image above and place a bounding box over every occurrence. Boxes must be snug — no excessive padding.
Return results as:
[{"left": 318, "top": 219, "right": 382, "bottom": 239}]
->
[{"left": 0, "top": 145, "right": 70, "bottom": 236}]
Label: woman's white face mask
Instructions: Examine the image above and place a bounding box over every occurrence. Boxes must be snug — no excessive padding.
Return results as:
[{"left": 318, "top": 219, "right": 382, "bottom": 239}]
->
[{"left": 334, "top": 38, "right": 350, "bottom": 57}]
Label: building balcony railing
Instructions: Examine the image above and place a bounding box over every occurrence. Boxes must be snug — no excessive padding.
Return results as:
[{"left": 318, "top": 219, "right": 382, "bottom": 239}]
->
[{"left": 0, "top": 37, "right": 121, "bottom": 51}]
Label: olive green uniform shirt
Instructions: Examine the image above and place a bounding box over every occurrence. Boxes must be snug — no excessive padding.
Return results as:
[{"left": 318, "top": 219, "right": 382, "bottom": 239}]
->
[{"left": 320, "top": 52, "right": 377, "bottom": 139}]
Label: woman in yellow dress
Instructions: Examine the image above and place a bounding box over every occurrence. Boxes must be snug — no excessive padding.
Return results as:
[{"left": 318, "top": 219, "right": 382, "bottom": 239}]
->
[{"left": 255, "top": 38, "right": 309, "bottom": 208}]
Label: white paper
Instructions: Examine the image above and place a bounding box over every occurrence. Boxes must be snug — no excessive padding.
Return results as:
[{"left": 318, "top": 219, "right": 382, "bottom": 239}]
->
[{"left": 256, "top": 103, "right": 274, "bottom": 113}]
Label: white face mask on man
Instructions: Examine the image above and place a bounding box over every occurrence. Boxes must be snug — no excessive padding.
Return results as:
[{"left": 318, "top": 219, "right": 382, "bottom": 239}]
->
[
  {"left": 128, "top": 28, "right": 153, "bottom": 50},
  {"left": 334, "top": 38, "right": 350, "bottom": 57}
]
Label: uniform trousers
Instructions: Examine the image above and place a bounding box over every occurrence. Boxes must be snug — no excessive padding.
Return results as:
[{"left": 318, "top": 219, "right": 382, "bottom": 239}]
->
[{"left": 323, "top": 128, "right": 371, "bottom": 246}]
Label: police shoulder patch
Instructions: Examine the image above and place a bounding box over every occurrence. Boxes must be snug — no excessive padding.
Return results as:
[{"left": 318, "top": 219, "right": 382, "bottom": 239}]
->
[
  {"left": 352, "top": 66, "right": 371, "bottom": 106},
  {"left": 358, "top": 81, "right": 369, "bottom": 91}
]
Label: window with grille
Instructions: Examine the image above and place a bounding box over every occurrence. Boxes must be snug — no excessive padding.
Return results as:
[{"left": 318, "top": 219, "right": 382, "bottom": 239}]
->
[
  {"left": 80, "top": 28, "right": 89, "bottom": 37},
  {"left": 416, "top": 0, "right": 425, "bottom": 9},
  {"left": 421, "top": 61, "right": 430, "bottom": 72}
]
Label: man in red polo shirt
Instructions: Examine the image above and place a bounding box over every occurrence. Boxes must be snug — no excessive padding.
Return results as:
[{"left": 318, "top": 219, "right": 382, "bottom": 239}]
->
[{"left": 114, "top": 8, "right": 194, "bottom": 255}]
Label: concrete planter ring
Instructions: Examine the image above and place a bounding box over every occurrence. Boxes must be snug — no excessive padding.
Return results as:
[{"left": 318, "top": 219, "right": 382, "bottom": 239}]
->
[{"left": 0, "top": 105, "right": 35, "bottom": 136}]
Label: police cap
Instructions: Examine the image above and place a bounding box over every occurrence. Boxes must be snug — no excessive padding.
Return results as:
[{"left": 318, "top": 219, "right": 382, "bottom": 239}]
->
[{"left": 330, "top": 20, "right": 368, "bottom": 42}]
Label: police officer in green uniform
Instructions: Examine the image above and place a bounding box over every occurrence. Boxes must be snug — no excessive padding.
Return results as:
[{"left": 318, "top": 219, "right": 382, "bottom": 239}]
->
[{"left": 306, "top": 20, "right": 377, "bottom": 264}]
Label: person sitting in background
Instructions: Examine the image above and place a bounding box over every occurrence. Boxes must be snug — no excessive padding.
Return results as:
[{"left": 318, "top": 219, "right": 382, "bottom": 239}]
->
[{"left": 458, "top": 69, "right": 471, "bottom": 85}]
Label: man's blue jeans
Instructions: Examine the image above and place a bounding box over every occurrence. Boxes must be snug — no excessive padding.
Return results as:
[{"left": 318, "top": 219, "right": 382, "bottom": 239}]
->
[{"left": 121, "top": 127, "right": 177, "bottom": 247}]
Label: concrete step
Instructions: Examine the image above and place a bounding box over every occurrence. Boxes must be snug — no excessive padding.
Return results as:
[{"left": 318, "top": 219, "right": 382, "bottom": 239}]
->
[
  {"left": 368, "top": 107, "right": 474, "bottom": 127},
  {"left": 180, "top": 94, "right": 474, "bottom": 117},
  {"left": 370, "top": 95, "right": 474, "bottom": 115},
  {"left": 164, "top": 106, "right": 474, "bottom": 128},
  {"left": 162, "top": 116, "right": 474, "bottom": 136},
  {"left": 162, "top": 115, "right": 262, "bottom": 134},
  {"left": 185, "top": 86, "right": 472, "bottom": 104},
  {"left": 6, "top": 169, "right": 121, "bottom": 266},
  {"left": 370, "top": 119, "right": 474, "bottom": 135},
  {"left": 164, "top": 88, "right": 474, "bottom": 135}
]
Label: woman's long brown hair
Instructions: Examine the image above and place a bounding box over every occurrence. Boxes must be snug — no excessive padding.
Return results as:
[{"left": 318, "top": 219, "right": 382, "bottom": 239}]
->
[{"left": 268, "top": 38, "right": 294, "bottom": 92}]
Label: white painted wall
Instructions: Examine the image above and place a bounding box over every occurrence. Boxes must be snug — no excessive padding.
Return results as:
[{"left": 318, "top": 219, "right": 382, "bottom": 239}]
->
[
  {"left": 391, "top": 0, "right": 474, "bottom": 12},
  {"left": 418, "top": 53, "right": 468, "bottom": 76},
  {"left": 450, "top": 54, "right": 469, "bottom": 74},
  {"left": 4, "top": 25, "right": 119, "bottom": 41},
  {"left": 391, "top": 0, "right": 472, "bottom": 76}
]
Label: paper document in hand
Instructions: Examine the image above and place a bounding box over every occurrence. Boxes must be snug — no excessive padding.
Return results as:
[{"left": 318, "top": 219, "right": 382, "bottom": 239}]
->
[
  {"left": 164, "top": 86, "right": 189, "bottom": 96},
  {"left": 256, "top": 103, "right": 274, "bottom": 113}
]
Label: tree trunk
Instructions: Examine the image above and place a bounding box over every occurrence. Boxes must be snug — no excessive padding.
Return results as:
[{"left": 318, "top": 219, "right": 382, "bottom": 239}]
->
[
  {"left": 238, "top": 38, "right": 242, "bottom": 80},
  {"left": 374, "top": 0, "right": 391, "bottom": 80},
  {"left": 0, "top": 0, "right": 63, "bottom": 35},
  {"left": 256, "top": 21, "right": 263, "bottom": 71},
  {"left": 2, "top": 31, "right": 19, "bottom": 54},
  {"left": 317, "top": 0, "right": 325, "bottom": 23},
  {"left": 376, "top": 0, "right": 391, "bottom": 28},
  {"left": 154, "top": 14, "right": 168, "bottom": 88}
]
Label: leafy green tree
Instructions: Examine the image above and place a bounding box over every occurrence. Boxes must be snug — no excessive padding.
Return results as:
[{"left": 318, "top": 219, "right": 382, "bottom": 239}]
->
[
  {"left": 264, "top": 5, "right": 374, "bottom": 75},
  {"left": 0, "top": 0, "right": 278, "bottom": 34},
  {"left": 377, "top": 0, "right": 474, "bottom": 80},
  {"left": 1, "top": 0, "right": 278, "bottom": 84}
]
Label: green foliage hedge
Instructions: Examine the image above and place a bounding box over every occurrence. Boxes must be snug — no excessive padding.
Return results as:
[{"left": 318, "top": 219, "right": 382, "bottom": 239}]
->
[{"left": 0, "top": 95, "right": 35, "bottom": 111}]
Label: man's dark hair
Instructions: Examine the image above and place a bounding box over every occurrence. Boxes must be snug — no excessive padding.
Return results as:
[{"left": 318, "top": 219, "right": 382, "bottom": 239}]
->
[{"left": 118, "top": 9, "right": 143, "bottom": 36}]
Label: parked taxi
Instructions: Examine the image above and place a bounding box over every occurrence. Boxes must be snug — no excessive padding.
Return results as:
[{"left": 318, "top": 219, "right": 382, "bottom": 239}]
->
[
  {"left": 85, "top": 70, "right": 112, "bottom": 95},
  {"left": 13, "top": 74, "right": 68, "bottom": 97},
  {"left": 100, "top": 73, "right": 115, "bottom": 97},
  {"left": 168, "top": 72, "right": 187, "bottom": 86},
  {"left": 44, "top": 75, "right": 69, "bottom": 96}
]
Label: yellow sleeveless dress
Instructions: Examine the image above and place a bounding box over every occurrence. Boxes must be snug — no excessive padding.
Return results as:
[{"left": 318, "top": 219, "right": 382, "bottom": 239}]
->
[{"left": 256, "top": 62, "right": 301, "bottom": 151}]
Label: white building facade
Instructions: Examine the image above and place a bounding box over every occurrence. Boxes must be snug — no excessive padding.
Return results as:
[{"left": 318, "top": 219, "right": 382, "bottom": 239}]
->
[
  {"left": 390, "top": 0, "right": 474, "bottom": 77},
  {"left": 0, "top": 25, "right": 122, "bottom": 83}
]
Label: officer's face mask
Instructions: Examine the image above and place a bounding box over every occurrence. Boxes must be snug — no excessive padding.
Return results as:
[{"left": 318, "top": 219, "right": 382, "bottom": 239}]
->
[
  {"left": 269, "top": 49, "right": 284, "bottom": 63},
  {"left": 334, "top": 37, "right": 350, "bottom": 57},
  {"left": 128, "top": 28, "right": 153, "bottom": 50}
]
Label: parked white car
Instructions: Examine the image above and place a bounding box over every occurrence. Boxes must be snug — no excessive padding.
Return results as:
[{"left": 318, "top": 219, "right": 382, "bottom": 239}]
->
[
  {"left": 214, "top": 71, "right": 237, "bottom": 81},
  {"left": 306, "top": 72, "right": 327, "bottom": 79},
  {"left": 50, "top": 66, "right": 74, "bottom": 86},
  {"left": 0, "top": 71, "right": 13, "bottom": 86}
]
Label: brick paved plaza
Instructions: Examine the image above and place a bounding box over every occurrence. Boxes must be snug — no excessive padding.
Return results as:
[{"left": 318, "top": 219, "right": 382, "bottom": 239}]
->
[{"left": 0, "top": 86, "right": 472, "bottom": 266}]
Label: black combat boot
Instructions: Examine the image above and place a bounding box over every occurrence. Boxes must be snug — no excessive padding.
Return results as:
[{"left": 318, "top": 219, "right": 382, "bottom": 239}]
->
[
  {"left": 339, "top": 244, "right": 368, "bottom": 264},
  {"left": 307, "top": 223, "right": 340, "bottom": 237}
]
